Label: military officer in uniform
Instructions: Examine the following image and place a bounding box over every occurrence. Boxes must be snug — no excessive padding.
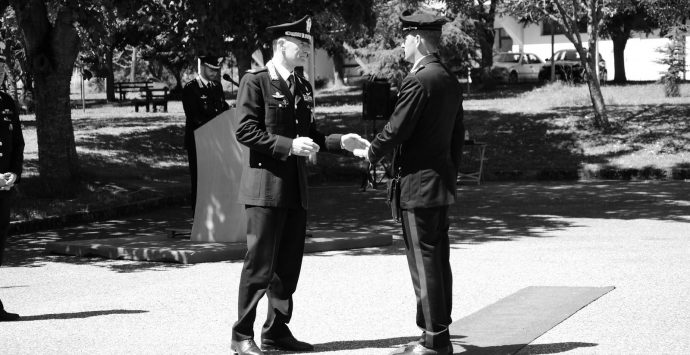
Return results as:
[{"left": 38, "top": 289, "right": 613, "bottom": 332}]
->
[
  {"left": 182, "top": 55, "right": 230, "bottom": 210},
  {"left": 231, "top": 16, "right": 369, "bottom": 355},
  {"left": 0, "top": 90, "right": 24, "bottom": 322},
  {"left": 355, "top": 10, "right": 464, "bottom": 355}
]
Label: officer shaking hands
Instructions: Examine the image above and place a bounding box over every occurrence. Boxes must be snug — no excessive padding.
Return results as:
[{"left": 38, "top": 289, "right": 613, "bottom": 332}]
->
[
  {"left": 0, "top": 89, "right": 24, "bottom": 322},
  {"left": 231, "top": 15, "right": 369, "bottom": 355},
  {"left": 182, "top": 55, "right": 230, "bottom": 211},
  {"left": 355, "top": 10, "right": 465, "bottom": 355}
]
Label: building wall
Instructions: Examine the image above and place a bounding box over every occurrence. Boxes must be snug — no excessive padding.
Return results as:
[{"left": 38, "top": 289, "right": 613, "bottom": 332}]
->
[{"left": 495, "top": 15, "right": 689, "bottom": 81}]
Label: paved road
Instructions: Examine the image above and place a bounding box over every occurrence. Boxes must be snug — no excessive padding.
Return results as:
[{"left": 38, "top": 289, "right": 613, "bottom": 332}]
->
[{"left": 1, "top": 181, "right": 689, "bottom": 354}]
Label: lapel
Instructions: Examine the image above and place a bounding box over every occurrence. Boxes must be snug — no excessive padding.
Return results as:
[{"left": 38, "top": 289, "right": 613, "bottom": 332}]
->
[{"left": 267, "top": 61, "right": 294, "bottom": 106}]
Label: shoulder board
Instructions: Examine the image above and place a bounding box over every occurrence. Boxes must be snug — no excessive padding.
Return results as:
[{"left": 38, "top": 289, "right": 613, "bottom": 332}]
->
[
  {"left": 246, "top": 67, "right": 268, "bottom": 74},
  {"left": 411, "top": 65, "right": 426, "bottom": 75}
]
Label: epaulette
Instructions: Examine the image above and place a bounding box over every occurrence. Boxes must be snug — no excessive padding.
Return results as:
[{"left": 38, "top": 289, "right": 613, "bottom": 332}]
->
[{"left": 246, "top": 67, "right": 268, "bottom": 74}]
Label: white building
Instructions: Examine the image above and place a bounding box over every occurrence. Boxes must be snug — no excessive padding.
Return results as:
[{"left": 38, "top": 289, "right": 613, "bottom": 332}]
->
[{"left": 494, "top": 14, "right": 689, "bottom": 81}]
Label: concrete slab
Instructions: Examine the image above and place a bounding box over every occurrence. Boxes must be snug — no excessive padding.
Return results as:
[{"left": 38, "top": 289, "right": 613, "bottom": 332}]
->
[
  {"left": 450, "top": 286, "right": 615, "bottom": 354},
  {"left": 45, "top": 231, "right": 392, "bottom": 264}
]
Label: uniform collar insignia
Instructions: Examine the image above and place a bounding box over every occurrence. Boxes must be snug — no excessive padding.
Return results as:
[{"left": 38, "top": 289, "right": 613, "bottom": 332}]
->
[
  {"left": 266, "top": 61, "right": 280, "bottom": 81},
  {"left": 303, "top": 92, "right": 313, "bottom": 103}
]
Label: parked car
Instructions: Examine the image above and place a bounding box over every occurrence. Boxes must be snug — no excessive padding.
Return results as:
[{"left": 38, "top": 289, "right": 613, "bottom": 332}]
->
[
  {"left": 538, "top": 49, "right": 608, "bottom": 83},
  {"left": 490, "top": 52, "right": 545, "bottom": 83}
]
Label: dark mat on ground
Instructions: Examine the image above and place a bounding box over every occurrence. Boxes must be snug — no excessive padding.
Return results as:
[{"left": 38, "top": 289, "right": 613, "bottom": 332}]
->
[
  {"left": 450, "top": 286, "right": 615, "bottom": 354},
  {"left": 45, "top": 231, "right": 392, "bottom": 264}
]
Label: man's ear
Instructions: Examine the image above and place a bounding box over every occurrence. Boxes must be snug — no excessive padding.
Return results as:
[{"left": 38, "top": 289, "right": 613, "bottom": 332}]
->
[{"left": 276, "top": 38, "right": 286, "bottom": 50}]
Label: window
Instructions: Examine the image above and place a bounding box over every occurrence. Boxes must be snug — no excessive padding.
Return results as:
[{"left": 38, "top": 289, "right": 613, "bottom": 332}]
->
[{"left": 542, "top": 18, "right": 587, "bottom": 36}]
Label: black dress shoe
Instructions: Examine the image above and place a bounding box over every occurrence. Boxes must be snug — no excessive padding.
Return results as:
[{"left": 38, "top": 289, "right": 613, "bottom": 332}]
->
[
  {"left": 0, "top": 309, "right": 20, "bottom": 322},
  {"left": 231, "top": 339, "right": 263, "bottom": 355},
  {"left": 390, "top": 343, "right": 453, "bottom": 355},
  {"left": 261, "top": 335, "right": 314, "bottom": 352}
]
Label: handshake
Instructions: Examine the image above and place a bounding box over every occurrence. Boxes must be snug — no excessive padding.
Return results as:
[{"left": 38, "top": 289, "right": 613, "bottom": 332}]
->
[
  {"left": 290, "top": 133, "right": 371, "bottom": 160},
  {"left": 0, "top": 172, "right": 17, "bottom": 191}
]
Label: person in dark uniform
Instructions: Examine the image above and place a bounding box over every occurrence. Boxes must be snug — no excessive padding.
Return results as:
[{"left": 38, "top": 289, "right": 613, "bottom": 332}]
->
[
  {"left": 355, "top": 10, "right": 464, "bottom": 355},
  {"left": 231, "top": 15, "right": 369, "bottom": 355},
  {"left": 0, "top": 90, "right": 24, "bottom": 322},
  {"left": 181, "top": 55, "right": 230, "bottom": 210}
]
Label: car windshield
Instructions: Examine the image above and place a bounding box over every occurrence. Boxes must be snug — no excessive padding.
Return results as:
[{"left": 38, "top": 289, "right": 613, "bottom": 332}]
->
[
  {"left": 563, "top": 51, "right": 580, "bottom": 61},
  {"left": 495, "top": 53, "right": 521, "bottom": 63}
]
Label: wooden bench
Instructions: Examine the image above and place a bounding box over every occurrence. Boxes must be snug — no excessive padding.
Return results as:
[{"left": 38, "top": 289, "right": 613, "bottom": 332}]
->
[
  {"left": 133, "top": 87, "right": 169, "bottom": 112},
  {"left": 115, "top": 81, "right": 152, "bottom": 101}
]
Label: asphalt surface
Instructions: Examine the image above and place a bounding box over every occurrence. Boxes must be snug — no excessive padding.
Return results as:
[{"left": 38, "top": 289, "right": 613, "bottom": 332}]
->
[{"left": 1, "top": 180, "right": 689, "bottom": 354}]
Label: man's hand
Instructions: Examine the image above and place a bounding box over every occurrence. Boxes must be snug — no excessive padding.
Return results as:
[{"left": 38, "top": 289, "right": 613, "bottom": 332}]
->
[
  {"left": 291, "top": 137, "right": 320, "bottom": 157},
  {"left": 341, "top": 133, "right": 370, "bottom": 152},
  {"left": 0, "top": 173, "right": 15, "bottom": 191},
  {"left": 352, "top": 147, "right": 369, "bottom": 161}
]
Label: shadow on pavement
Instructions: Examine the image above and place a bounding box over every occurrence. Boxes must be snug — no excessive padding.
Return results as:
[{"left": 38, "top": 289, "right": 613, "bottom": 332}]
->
[
  {"left": 310, "top": 336, "right": 418, "bottom": 353},
  {"left": 19, "top": 309, "right": 148, "bottom": 321},
  {"left": 309, "top": 336, "right": 597, "bottom": 354},
  {"left": 5, "top": 181, "right": 689, "bottom": 268},
  {"left": 518, "top": 341, "right": 598, "bottom": 354}
]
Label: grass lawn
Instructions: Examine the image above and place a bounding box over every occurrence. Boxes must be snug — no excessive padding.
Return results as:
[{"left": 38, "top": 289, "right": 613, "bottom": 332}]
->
[{"left": 10, "top": 82, "right": 690, "bottom": 223}]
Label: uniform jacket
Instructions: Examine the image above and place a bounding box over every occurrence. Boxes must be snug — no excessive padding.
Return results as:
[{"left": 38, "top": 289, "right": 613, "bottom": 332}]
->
[
  {"left": 235, "top": 61, "right": 342, "bottom": 209},
  {"left": 368, "top": 55, "right": 464, "bottom": 209},
  {"left": 0, "top": 91, "right": 24, "bottom": 186},
  {"left": 182, "top": 77, "right": 230, "bottom": 149}
]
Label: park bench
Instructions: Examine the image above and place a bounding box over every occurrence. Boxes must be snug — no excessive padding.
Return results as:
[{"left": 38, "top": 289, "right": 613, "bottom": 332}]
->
[
  {"left": 115, "top": 81, "right": 152, "bottom": 101},
  {"left": 133, "top": 87, "right": 169, "bottom": 113}
]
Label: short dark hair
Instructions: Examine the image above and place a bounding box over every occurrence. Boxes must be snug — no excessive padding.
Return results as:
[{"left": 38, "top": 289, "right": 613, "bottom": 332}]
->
[{"left": 405, "top": 29, "right": 442, "bottom": 50}]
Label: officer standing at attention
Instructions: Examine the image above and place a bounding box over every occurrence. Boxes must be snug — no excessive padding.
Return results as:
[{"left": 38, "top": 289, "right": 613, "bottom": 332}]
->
[
  {"left": 355, "top": 10, "right": 464, "bottom": 355},
  {"left": 231, "top": 15, "right": 369, "bottom": 355},
  {"left": 0, "top": 89, "right": 24, "bottom": 322},
  {"left": 181, "top": 55, "right": 230, "bottom": 210}
]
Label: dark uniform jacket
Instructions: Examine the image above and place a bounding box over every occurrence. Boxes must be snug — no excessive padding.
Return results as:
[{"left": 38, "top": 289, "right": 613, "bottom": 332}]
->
[
  {"left": 368, "top": 55, "right": 464, "bottom": 209},
  {"left": 0, "top": 91, "right": 24, "bottom": 186},
  {"left": 182, "top": 78, "right": 229, "bottom": 149},
  {"left": 235, "top": 61, "right": 342, "bottom": 209}
]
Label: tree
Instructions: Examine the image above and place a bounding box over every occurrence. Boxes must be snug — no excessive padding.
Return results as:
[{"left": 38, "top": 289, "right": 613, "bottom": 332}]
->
[
  {"left": 5, "top": 0, "right": 82, "bottom": 184},
  {"left": 505, "top": 0, "right": 611, "bottom": 131},
  {"left": 600, "top": 1, "right": 655, "bottom": 83},
  {"left": 644, "top": 0, "right": 690, "bottom": 95},
  {"left": 446, "top": 0, "right": 501, "bottom": 80},
  {"left": 312, "top": 1, "right": 376, "bottom": 87},
  {"left": 167, "top": 0, "right": 378, "bottom": 81},
  {"left": 78, "top": 1, "right": 146, "bottom": 101}
]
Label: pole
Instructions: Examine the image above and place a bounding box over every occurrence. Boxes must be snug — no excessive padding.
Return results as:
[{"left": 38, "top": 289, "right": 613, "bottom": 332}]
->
[
  {"left": 550, "top": 21, "right": 555, "bottom": 82},
  {"left": 81, "top": 70, "right": 85, "bottom": 113},
  {"left": 130, "top": 47, "right": 137, "bottom": 82}
]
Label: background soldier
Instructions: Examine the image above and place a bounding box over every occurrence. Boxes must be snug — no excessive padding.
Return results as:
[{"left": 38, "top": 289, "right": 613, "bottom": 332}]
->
[
  {"left": 356, "top": 10, "right": 464, "bottom": 355},
  {"left": 181, "top": 55, "right": 230, "bottom": 210},
  {"left": 0, "top": 89, "right": 24, "bottom": 322},
  {"left": 231, "top": 15, "right": 368, "bottom": 355}
]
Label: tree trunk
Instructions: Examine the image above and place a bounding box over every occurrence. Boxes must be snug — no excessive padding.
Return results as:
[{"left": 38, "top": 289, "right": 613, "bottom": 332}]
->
[
  {"left": 13, "top": 1, "right": 80, "bottom": 184},
  {"left": 331, "top": 50, "right": 346, "bottom": 88},
  {"left": 105, "top": 47, "right": 116, "bottom": 101},
  {"left": 233, "top": 45, "right": 253, "bottom": 81},
  {"left": 611, "top": 32, "right": 628, "bottom": 83}
]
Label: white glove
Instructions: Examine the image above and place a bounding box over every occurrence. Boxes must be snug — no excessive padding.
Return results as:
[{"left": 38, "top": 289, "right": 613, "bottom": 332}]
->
[
  {"left": 341, "top": 133, "right": 370, "bottom": 152},
  {"left": 291, "top": 137, "right": 320, "bottom": 157}
]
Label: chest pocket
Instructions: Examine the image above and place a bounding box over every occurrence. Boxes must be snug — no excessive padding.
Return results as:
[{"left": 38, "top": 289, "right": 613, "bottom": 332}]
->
[{"left": 265, "top": 95, "right": 291, "bottom": 127}]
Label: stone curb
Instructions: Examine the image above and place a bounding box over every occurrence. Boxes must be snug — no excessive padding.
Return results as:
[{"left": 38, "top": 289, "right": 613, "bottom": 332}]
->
[{"left": 8, "top": 193, "right": 190, "bottom": 236}]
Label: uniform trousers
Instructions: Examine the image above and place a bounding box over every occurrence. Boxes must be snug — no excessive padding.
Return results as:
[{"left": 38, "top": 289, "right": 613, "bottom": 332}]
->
[
  {"left": 185, "top": 143, "right": 198, "bottom": 211},
  {"left": 401, "top": 206, "right": 453, "bottom": 349},
  {"left": 0, "top": 191, "right": 14, "bottom": 266},
  {"left": 232, "top": 205, "right": 307, "bottom": 341}
]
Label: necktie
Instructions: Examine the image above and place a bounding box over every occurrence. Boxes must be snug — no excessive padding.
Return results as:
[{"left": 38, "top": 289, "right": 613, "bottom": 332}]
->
[{"left": 287, "top": 75, "right": 295, "bottom": 95}]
